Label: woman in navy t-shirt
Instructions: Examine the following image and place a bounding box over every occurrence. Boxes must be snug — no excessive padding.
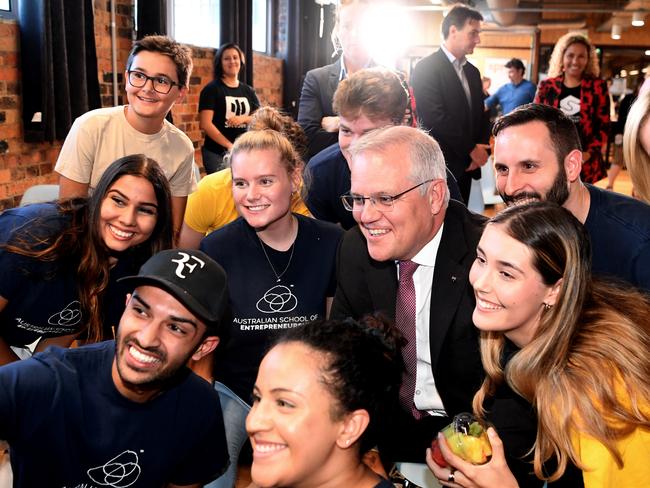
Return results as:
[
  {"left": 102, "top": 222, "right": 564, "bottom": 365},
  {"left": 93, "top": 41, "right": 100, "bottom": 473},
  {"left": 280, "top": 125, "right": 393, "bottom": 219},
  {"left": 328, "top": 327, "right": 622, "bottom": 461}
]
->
[
  {"left": 201, "top": 127, "right": 343, "bottom": 488},
  {"left": 0, "top": 154, "right": 172, "bottom": 364}
]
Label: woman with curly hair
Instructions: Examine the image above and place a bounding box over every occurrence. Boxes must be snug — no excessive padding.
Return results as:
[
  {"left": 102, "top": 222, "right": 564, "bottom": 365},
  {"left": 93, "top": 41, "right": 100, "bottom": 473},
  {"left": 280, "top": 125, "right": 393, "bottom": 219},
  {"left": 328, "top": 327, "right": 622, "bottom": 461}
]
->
[
  {"left": 179, "top": 106, "right": 311, "bottom": 249},
  {"left": 535, "top": 33, "right": 609, "bottom": 184},
  {"left": 0, "top": 155, "right": 172, "bottom": 365},
  {"left": 247, "top": 316, "right": 402, "bottom": 488},
  {"left": 623, "top": 90, "right": 650, "bottom": 203},
  {"left": 428, "top": 202, "right": 650, "bottom": 487}
]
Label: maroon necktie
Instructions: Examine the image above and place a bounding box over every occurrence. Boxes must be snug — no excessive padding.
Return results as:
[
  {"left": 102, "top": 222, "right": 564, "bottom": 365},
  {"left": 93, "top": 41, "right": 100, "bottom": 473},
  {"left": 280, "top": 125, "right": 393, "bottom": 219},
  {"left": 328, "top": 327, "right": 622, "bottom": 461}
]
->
[{"left": 396, "top": 259, "right": 423, "bottom": 419}]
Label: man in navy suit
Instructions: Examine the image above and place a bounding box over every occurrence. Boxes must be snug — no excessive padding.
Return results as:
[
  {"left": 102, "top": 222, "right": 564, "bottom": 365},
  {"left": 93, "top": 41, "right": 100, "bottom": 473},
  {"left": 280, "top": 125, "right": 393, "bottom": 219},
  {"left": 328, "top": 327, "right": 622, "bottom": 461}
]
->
[
  {"left": 412, "top": 4, "right": 490, "bottom": 203},
  {"left": 331, "top": 126, "right": 485, "bottom": 465}
]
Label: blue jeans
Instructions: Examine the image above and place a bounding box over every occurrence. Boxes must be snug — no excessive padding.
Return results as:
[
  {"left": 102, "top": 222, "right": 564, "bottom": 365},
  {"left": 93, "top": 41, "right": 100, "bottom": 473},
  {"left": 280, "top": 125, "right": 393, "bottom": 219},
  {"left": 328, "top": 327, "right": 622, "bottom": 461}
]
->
[{"left": 205, "top": 382, "right": 251, "bottom": 488}]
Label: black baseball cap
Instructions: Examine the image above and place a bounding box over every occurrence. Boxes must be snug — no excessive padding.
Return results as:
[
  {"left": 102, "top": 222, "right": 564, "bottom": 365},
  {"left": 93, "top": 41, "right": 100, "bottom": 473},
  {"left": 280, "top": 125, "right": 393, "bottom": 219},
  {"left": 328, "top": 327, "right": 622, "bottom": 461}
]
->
[{"left": 118, "top": 249, "right": 228, "bottom": 330}]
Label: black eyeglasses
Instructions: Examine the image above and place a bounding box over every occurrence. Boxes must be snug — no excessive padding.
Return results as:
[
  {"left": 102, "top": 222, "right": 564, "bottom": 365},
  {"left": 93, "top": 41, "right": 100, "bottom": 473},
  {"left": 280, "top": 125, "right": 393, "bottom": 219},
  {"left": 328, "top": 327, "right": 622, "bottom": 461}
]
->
[
  {"left": 341, "top": 179, "right": 435, "bottom": 212},
  {"left": 127, "top": 70, "right": 182, "bottom": 94}
]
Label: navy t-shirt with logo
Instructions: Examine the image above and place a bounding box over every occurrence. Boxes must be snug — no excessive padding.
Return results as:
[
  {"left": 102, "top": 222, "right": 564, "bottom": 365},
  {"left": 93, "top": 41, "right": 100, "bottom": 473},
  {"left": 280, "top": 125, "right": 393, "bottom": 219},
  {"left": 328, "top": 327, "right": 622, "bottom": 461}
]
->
[
  {"left": 0, "top": 341, "right": 228, "bottom": 486},
  {"left": 200, "top": 214, "right": 343, "bottom": 401},
  {"left": 199, "top": 79, "right": 260, "bottom": 154},
  {"left": 0, "top": 203, "right": 143, "bottom": 347}
]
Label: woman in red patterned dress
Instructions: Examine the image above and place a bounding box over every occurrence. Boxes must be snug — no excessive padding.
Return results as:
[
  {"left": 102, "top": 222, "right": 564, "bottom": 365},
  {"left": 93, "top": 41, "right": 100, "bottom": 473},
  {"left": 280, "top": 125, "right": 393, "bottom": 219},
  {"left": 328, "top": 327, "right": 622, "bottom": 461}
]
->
[{"left": 535, "top": 32, "right": 609, "bottom": 184}]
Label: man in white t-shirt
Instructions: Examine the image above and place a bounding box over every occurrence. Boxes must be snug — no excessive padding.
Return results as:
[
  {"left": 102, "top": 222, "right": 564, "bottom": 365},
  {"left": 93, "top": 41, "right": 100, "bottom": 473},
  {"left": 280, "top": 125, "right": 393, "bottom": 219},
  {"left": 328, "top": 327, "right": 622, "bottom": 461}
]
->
[{"left": 55, "top": 35, "right": 196, "bottom": 240}]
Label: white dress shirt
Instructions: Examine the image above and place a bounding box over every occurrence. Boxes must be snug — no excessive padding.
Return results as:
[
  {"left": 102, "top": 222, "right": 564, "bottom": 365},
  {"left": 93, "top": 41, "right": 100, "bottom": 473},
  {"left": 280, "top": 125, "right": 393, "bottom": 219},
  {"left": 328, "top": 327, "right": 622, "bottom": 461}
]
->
[{"left": 397, "top": 224, "right": 446, "bottom": 415}]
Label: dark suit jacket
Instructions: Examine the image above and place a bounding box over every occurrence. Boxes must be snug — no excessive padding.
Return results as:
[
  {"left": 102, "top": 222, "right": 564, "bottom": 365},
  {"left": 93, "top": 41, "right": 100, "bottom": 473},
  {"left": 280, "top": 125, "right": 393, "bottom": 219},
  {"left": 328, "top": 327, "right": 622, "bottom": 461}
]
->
[
  {"left": 411, "top": 49, "right": 488, "bottom": 181},
  {"left": 331, "top": 200, "right": 486, "bottom": 418},
  {"left": 297, "top": 59, "right": 341, "bottom": 158}
]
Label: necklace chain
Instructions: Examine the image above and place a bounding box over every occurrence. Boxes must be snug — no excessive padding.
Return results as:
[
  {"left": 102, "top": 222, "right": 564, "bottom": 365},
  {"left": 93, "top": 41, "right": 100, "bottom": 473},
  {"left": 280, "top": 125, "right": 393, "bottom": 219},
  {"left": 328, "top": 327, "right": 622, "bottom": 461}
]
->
[{"left": 257, "top": 235, "right": 295, "bottom": 282}]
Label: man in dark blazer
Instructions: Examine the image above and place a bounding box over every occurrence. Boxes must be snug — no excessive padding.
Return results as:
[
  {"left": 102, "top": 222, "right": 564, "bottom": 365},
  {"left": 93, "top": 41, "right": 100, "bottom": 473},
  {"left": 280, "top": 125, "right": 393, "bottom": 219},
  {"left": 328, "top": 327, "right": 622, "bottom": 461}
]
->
[
  {"left": 331, "top": 125, "right": 485, "bottom": 465},
  {"left": 412, "top": 4, "right": 490, "bottom": 203},
  {"left": 297, "top": 58, "right": 342, "bottom": 158}
]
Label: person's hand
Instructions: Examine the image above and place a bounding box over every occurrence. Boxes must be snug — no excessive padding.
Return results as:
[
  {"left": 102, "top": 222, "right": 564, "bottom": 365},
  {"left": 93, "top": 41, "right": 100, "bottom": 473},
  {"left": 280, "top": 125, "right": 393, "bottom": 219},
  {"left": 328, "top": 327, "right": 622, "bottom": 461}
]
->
[
  {"left": 225, "top": 115, "right": 248, "bottom": 127},
  {"left": 321, "top": 116, "right": 340, "bottom": 132},
  {"left": 467, "top": 144, "right": 490, "bottom": 172},
  {"left": 425, "top": 428, "right": 519, "bottom": 488}
]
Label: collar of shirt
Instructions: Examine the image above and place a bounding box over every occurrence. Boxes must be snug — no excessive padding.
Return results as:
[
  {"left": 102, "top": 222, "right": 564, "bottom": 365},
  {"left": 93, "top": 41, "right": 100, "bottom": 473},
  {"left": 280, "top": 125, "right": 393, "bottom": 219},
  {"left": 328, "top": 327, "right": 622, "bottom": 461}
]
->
[
  {"left": 339, "top": 56, "right": 374, "bottom": 82},
  {"left": 396, "top": 223, "right": 445, "bottom": 275},
  {"left": 441, "top": 44, "right": 466, "bottom": 68}
]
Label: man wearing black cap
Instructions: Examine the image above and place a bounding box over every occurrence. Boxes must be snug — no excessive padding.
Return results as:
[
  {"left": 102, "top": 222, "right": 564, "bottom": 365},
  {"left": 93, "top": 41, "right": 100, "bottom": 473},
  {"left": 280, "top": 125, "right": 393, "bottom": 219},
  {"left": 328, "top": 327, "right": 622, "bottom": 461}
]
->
[
  {"left": 0, "top": 249, "right": 230, "bottom": 487},
  {"left": 484, "top": 58, "right": 536, "bottom": 115}
]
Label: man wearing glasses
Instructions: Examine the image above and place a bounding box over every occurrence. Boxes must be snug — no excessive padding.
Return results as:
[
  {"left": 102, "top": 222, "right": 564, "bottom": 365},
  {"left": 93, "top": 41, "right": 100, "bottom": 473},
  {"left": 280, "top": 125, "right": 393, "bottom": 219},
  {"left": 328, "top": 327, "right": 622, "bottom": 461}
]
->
[
  {"left": 55, "top": 35, "right": 196, "bottom": 240},
  {"left": 331, "top": 126, "right": 486, "bottom": 473}
]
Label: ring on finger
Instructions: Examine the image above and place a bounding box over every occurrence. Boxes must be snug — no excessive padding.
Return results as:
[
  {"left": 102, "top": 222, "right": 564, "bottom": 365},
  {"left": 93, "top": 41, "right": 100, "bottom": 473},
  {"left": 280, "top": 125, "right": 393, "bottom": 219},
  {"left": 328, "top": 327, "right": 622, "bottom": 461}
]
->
[{"left": 447, "top": 470, "right": 455, "bottom": 483}]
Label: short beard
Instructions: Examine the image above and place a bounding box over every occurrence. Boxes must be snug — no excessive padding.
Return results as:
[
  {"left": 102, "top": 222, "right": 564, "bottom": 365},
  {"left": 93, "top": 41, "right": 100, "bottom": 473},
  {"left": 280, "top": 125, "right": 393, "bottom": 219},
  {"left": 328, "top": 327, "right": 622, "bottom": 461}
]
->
[{"left": 500, "top": 167, "right": 569, "bottom": 207}]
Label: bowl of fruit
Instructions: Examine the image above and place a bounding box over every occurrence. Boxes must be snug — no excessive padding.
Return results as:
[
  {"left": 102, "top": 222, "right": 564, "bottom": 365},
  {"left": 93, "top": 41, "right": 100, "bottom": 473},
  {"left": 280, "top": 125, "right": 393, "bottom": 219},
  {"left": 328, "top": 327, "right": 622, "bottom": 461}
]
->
[{"left": 431, "top": 413, "right": 493, "bottom": 466}]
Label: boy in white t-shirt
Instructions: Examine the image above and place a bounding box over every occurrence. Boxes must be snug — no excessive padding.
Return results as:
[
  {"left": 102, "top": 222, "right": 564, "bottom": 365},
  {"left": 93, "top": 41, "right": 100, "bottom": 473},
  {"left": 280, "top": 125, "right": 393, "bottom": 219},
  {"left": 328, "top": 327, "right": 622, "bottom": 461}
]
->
[{"left": 55, "top": 35, "right": 196, "bottom": 240}]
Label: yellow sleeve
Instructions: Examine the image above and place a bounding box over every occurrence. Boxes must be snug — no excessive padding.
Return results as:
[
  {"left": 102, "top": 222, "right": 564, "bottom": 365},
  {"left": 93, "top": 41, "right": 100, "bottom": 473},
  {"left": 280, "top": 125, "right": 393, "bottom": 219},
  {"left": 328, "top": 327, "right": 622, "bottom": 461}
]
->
[
  {"left": 183, "top": 170, "right": 239, "bottom": 235},
  {"left": 290, "top": 188, "right": 312, "bottom": 218},
  {"left": 576, "top": 426, "right": 650, "bottom": 487}
]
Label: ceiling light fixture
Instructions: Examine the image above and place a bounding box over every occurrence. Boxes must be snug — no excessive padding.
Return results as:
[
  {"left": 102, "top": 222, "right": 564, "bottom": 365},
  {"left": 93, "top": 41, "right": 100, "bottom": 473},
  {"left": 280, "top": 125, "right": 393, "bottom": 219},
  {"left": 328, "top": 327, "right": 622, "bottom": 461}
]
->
[
  {"left": 632, "top": 11, "right": 645, "bottom": 27},
  {"left": 611, "top": 24, "right": 622, "bottom": 40}
]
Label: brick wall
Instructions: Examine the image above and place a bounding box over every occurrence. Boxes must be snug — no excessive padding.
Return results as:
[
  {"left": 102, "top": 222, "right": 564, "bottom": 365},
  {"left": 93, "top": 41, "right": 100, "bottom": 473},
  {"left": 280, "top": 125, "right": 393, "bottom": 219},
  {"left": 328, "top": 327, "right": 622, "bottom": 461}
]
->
[{"left": 0, "top": 1, "right": 284, "bottom": 209}]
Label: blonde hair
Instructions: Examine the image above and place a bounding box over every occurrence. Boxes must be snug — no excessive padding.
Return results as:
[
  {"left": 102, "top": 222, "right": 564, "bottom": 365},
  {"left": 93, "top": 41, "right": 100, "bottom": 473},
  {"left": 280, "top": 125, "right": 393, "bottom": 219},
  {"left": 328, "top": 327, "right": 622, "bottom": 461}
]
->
[
  {"left": 547, "top": 32, "right": 600, "bottom": 78},
  {"left": 623, "top": 91, "right": 650, "bottom": 203},
  {"left": 472, "top": 203, "right": 650, "bottom": 482},
  {"left": 248, "top": 106, "right": 308, "bottom": 160},
  {"left": 225, "top": 129, "right": 303, "bottom": 178}
]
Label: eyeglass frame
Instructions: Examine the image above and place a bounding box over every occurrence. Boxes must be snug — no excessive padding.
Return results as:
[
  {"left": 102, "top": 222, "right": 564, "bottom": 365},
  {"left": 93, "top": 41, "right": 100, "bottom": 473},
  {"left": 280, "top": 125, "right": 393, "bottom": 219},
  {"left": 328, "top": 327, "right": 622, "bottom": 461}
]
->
[
  {"left": 340, "top": 179, "right": 436, "bottom": 212},
  {"left": 126, "top": 70, "right": 183, "bottom": 94}
]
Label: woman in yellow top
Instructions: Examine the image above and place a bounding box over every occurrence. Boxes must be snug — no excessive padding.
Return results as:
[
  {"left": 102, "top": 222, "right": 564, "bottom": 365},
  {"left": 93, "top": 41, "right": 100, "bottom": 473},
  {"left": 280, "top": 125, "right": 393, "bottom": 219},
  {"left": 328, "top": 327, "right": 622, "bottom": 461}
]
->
[
  {"left": 428, "top": 202, "right": 650, "bottom": 488},
  {"left": 179, "top": 107, "right": 311, "bottom": 249}
]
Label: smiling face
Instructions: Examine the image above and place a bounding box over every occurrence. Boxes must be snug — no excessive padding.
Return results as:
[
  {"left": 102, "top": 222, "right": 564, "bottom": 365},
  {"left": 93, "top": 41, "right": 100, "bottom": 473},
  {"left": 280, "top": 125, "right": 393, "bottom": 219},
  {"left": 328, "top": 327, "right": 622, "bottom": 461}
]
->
[
  {"left": 493, "top": 121, "right": 570, "bottom": 207},
  {"left": 247, "top": 342, "right": 347, "bottom": 488},
  {"left": 350, "top": 145, "right": 444, "bottom": 262},
  {"left": 338, "top": 114, "right": 392, "bottom": 168},
  {"left": 125, "top": 50, "right": 185, "bottom": 125},
  {"left": 112, "top": 286, "right": 214, "bottom": 402},
  {"left": 562, "top": 42, "right": 588, "bottom": 80},
  {"left": 469, "top": 224, "right": 559, "bottom": 347},
  {"left": 99, "top": 175, "right": 158, "bottom": 252},
  {"left": 231, "top": 148, "right": 298, "bottom": 232},
  {"left": 221, "top": 47, "right": 242, "bottom": 78}
]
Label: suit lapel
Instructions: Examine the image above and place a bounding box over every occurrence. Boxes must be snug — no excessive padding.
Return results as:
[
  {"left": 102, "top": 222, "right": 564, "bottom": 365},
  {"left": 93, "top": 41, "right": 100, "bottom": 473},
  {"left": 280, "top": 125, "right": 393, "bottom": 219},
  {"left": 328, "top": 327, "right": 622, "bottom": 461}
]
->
[
  {"left": 436, "top": 50, "right": 471, "bottom": 119},
  {"left": 368, "top": 259, "right": 398, "bottom": 319},
  {"left": 328, "top": 59, "right": 341, "bottom": 100},
  {"left": 428, "top": 209, "right": 471, "bottom": 371}
]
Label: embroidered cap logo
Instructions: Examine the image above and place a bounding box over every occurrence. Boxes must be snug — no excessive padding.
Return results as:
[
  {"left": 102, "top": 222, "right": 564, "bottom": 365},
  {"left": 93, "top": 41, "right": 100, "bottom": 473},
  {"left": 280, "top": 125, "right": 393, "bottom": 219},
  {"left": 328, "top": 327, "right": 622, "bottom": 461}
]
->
[{"left": 171, "top": 252, "right": 206, "bottom": 279}]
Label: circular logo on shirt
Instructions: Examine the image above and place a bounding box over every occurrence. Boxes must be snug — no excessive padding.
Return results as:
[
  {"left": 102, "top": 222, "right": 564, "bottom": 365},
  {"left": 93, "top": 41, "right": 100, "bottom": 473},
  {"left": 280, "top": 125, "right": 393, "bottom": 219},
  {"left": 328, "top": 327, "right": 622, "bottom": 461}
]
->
[{"left": 256, "top": 284, "right": 298, "bottom": 314}]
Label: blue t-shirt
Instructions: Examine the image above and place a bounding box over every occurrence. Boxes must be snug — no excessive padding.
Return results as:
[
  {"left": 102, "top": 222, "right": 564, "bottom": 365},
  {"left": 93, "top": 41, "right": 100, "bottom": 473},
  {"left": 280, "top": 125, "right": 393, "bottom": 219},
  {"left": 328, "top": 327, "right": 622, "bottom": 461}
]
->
[
  {"left": 485, "top": 79, "right": 536, "bottom": 115},
  {"left": 200, "top": 214, "right": 343, "bottom": 400},
  {"left": 585, "top": 184, "right": 650, "bottom": 292},
  {"left": 305, "top": 143, "right": 358, "bottom": 230},
  {"left": 0, "top": 203, "right": 141, "bottom": 346},
  {"left": 0, "top": 341, "right": 228, "bottom": 486}
]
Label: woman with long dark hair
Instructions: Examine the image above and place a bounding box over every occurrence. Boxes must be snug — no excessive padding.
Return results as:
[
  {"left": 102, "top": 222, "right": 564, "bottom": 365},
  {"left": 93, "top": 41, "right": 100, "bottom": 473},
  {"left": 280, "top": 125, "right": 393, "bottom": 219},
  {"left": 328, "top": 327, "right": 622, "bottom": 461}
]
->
[
  {"left": 0, "top": 154, "right": 172, "bottom": 364},
  {"left": 199, "top": 42, "right": 260, "bottom": 173}
]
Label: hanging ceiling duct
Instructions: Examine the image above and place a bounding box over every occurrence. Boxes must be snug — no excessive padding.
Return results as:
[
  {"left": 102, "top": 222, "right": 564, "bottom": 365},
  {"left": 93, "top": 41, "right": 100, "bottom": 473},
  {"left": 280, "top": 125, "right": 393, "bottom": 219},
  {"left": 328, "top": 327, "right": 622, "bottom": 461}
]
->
[{"left": 486, "top": 0, "right": 519, "bottom": 26}]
